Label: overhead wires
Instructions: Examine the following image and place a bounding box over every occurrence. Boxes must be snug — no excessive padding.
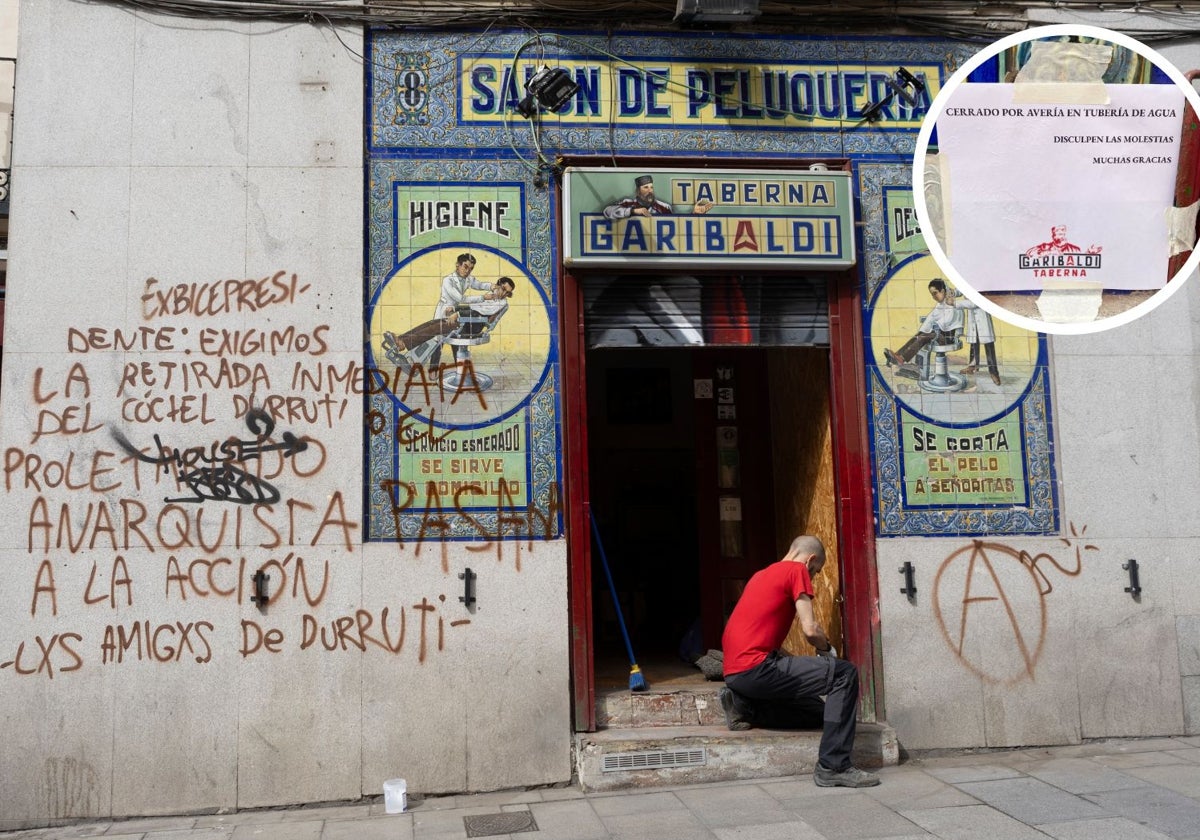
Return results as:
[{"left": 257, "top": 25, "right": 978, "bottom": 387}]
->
[{"left": 88, "top": 0, "right": 1200, "bottom": 42}]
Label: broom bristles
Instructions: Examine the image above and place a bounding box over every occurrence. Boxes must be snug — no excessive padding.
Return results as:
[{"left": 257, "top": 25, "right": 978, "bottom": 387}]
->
[{"left": 629, "top": 663, "right": 648, "bottom": 692}]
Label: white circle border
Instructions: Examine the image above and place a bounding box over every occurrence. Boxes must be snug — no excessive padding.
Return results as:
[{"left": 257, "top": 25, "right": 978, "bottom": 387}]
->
[{"left": 912, "top": 23, "right": 1200, "bottom": 335}]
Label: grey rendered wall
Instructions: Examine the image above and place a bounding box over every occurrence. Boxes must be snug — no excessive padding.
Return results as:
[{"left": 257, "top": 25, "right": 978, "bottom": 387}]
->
[
  {"left": 0, "top": 1, "right": 569, "bottom": 828},
  {"left": 879, "top": 277, "right": 1200, "bottom": 749}
]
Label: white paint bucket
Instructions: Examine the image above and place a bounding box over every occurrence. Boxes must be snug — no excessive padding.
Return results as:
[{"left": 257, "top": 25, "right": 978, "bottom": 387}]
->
[{"left": 383, "top": 778, "right": 407, "bottom": 813}]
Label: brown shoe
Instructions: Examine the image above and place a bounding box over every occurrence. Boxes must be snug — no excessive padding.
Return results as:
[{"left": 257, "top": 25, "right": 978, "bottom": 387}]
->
[
  {"left": 883, "top": 348, "right": 904, "bottom": 368},
  {"left": 960, "top": 364, "right": 978, "bottom": 374},
  {"left": 990, "top": 372, "right": 1001, "bottom": 385}
]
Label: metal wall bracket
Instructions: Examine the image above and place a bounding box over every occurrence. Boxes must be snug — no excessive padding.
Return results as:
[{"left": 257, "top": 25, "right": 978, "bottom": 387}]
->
[
  {"left": 1123, "top": 559, "right": 1142, "bottom": 597},
  {"left": 459, "top": 567, "right": 477, "bottom": 607},
  {"left": 900, "top": 561, "right": 917, "bottom": 600},
  {"left": 251, "top": 570, "right": 270, "bottom": 608}
]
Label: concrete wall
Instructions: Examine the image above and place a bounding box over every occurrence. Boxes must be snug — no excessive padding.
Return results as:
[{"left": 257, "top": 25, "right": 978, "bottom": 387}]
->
[
  {"left": 0, "top": 1, "right": 570, "bottom": 828},
  {"left": 878, "top": 14, "right": 1200, "bottom": 753},
  {"left": 879, "top": 277, "right": 1200, "bottom": 749},
  {"left": 1, "top": 0, "right": 14, "bottom": 172}
]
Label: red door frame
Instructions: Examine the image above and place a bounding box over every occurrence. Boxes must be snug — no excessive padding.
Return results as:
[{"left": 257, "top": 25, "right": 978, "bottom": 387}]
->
[
  {"left": 561, "top": 266, "right": 596, "bottom": 731},
  {"left": 826, "top": 267, "right": 884, "bottom": 722},
  {"left": 560, "top": 173, "right": 882, "bottom": 732}
]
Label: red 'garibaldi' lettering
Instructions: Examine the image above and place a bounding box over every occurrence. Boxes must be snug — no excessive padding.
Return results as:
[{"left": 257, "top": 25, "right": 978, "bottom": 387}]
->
[{"left": 1034, "top": 269, "right": 1089, "bottom": 278}]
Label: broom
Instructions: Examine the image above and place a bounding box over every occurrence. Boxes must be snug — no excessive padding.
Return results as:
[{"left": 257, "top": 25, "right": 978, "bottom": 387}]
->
[{"left": 589, "top": 509, "right": 648, "bottom": 692}]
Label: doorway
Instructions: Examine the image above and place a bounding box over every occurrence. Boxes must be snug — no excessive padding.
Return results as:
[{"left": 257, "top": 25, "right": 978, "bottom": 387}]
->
[
  {"left": 562, "top": 265, "right": 879, "bottom": 732},
  {"left": 584, "top": 345, "right": 843, "bottom": 691}
]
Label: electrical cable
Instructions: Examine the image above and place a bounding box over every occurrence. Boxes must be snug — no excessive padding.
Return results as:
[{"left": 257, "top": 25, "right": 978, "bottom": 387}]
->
[{"left": 88, "top": 0, "right": 1200, "bottom": 42}]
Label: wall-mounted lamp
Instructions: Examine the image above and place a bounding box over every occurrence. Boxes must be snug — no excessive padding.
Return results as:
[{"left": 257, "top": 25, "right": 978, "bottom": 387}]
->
[
  {"left": 515, "top": 66, "right": 579, "bottom": 119},
  {"left": 862, "top": 67, "right": 926, "bottom": 123}
]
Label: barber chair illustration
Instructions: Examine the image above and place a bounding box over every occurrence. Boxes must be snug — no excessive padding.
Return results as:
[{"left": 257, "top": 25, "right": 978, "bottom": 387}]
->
[
  {"left": 441, "top": 305, "right": 501, "bottom": 392},
  {"left": 382, "top": 302, "right": 505, "bottom": 393},
  {"left": 914, "top": 327, "right": 968, "bottom": 393}
]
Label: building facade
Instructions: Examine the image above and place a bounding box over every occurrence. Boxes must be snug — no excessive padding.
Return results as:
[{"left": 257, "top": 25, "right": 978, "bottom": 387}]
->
[{"left": 2, "top": 0, "right": 1200, "bottom": 828}]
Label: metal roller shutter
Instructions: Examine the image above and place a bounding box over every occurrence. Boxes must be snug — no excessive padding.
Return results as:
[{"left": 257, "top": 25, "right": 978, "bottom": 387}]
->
[{"left": 581, "top": 273, "right": 829, "bottom": 348}]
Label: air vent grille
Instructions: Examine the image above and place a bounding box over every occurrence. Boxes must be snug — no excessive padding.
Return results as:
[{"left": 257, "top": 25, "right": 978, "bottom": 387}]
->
[{"left": 602, "top": 748, "right": 707, "bottom": 772}]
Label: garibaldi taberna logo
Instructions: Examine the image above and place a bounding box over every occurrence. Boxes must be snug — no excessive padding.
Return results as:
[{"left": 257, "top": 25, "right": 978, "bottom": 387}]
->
[{"left": 1017, "top": 225, "right": 1103, "bottom": 278}]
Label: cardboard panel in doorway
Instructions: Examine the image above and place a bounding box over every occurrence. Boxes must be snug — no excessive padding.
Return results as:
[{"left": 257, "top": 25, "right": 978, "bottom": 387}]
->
[{"left": 767, "top": 347, "right": 842, "bottom": 655}]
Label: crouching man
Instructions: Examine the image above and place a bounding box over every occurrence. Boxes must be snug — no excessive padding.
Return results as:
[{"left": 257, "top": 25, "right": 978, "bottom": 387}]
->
[{"left": 720, "top": 535, "right": 880, "bottom": 788}]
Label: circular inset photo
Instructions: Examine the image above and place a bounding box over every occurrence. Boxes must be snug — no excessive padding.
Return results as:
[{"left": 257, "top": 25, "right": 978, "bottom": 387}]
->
[{"left": 914, "top": 24, "right": 1200, "bottom": 334}]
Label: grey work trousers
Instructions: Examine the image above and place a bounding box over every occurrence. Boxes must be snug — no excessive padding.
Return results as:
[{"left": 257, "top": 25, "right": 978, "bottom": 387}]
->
[{"left": 724, "top": 650, "right": 860, "bottom": 771}]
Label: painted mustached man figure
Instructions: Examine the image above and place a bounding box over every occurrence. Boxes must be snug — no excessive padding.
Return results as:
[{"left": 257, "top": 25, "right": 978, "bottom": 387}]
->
[
  {"left": 603, "top": 174, "right": 715, "bottom": 218},
  {"left": 590, "top": 175, "right": 716, "bottom": 347}
]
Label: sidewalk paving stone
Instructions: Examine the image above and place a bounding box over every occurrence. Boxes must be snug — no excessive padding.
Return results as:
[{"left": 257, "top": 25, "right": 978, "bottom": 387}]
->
[
  {"left": 597, "top": 809, "right": 716, "bottom": 840},
  {"left": 279, "top": 804, "right": 373, "bottom": 822},
  {"left": 1084, "top": 785, "right": 1200, "bottom": 838},
  {"left": 922, "top": 763, "right": 1027, "bottom": 784},
  {"left": 900, "top": 803, "right": 1050, "bottom": 840},
  {"left": 862, "top": 769, "right": 980, "bottom": 810},
  {"left": 410, "top": 805, "right": 520, "bottom": 840},
  {"left": 1034, "top": 816, "right": 1176, "bottom": 840},
  {"left": 588, "top": 791, "right": 685, "bottom": 818},
  {"left": 672, "top": 785, "right": 794, "bottom": 829},
  {"left": 195, "top": 811, "right": 286, "bottom": 828},
  {"left": 1021, "top": 757, "right": 1148, "bottom": 793},
  {"left": 12, "top": 738, "right": 1200, "bottom": 840},
  {"left": 102, "top": 817, "right": 198, "bottom": 834},
  {"left": 230, "top": 820, "right": 323, "bottom": 840},
  {"left": 319, "top": 815, "right": 411, "bottom": 840},
  {"left": 1094, "top": 751, "right": 1194, "bottom": 770},
  {"left": 524, "top": 800, "right": 607, "bottom": 840},
  {"left": 710, "top": 821, "right": 830, "bottom": 840},
  {"left": 757, "top": 776, "right": 859, "bottom": 808},
  {"left": 779, "top": 791, "right": 926, "bottom": 838},
  {"left": 1125, "top": 763, "right": 1200, "bottom": 798},
  {"left": 956, "top": 777, "right": 1111, "bottom": 824}
]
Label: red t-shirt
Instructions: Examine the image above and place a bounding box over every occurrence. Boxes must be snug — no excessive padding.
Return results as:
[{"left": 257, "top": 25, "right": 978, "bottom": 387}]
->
[{"left": 721, "top": 560, "right": 814, "bottom": 676}]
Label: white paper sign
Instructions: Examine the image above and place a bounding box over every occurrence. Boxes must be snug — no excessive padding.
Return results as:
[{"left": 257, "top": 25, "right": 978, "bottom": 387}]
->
[{"left": 935, "top": 83, "right": 1184, "bottom": 291}]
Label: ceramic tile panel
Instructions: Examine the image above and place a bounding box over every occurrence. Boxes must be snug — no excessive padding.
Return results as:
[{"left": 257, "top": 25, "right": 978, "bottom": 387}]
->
[{"left": 363, "top": 30, "right": 979, "bottom": 545}]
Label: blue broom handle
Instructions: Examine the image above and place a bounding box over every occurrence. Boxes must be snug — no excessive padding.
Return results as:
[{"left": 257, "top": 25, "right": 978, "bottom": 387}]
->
[{"left": 589, "top": 510, "right": 638, "bottom": 666}]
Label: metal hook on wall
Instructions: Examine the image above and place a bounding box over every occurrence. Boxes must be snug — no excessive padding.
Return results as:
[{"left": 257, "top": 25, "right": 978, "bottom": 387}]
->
[
  {"left": 1122, "top": 559, "right": 1142, "bottom": 598},
  {"left": 459, "top": 567, "right": 477, "bottom": 608},
  {"left": 900, "top": 561, "right": 917, "bottom": 601},
  {"left": 251, "top": 569, "right": 270, "bottom": 609}
]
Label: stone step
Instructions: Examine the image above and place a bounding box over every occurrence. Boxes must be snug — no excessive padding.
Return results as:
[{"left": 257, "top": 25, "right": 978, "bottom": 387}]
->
[
  {"left": 576, "top": 721, "right": 898, "bottom": 792},
  {"left": 596, "top": 681, "right": 727, "bottom": 729}
]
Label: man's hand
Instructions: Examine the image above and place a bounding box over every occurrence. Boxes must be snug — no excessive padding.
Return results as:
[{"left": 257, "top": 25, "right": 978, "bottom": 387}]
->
[{"left": 693, "top": 199, "right": 714, "bottom": 215}]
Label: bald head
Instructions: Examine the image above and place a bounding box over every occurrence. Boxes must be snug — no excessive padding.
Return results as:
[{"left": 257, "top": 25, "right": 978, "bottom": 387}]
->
[{"left": 784, "top": 535, "right": 826, "bottom": 577}]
